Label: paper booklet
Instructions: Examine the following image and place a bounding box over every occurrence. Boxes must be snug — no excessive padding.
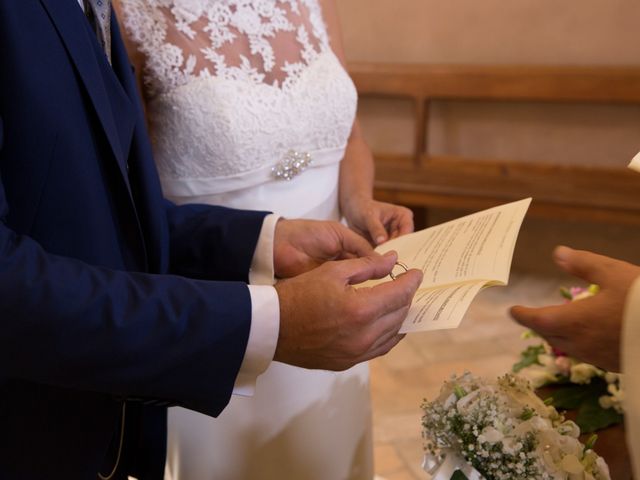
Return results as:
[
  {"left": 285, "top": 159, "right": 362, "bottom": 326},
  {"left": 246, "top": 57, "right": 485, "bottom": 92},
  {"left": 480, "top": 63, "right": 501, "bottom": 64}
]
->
[{"left": 365, "top": 198, "right": 532, "bottom": 333}]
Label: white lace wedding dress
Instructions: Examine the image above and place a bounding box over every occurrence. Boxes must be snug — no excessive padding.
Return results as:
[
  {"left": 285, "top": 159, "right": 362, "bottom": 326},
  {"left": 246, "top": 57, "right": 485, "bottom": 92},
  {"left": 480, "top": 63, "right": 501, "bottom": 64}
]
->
[{"left": 118, "top": 1, "right": 373, "bottom": 479}]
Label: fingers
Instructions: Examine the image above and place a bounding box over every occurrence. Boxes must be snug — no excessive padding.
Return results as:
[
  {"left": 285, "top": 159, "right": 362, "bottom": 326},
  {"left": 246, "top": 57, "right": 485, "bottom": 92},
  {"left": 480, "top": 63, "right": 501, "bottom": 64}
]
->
[
  {"left": 510, "top": 298, "right": 591, "bottom": 337},
  {"left": 368, "top": 307, "right": 410, "bottom": 351},
  {"left": 331, "top": 253, "right": 421, "bottom": 328},
  {"left": 366, "top": 206, "right": 414, "bottom": 244},
  {"left": 552, "top": 246, "right": 619, "bottom": 285},
  {"left": 347, "top": 266, "right": 420, "bottom": 364},
  {"left": 509, "top": 305, "right": 556, "bottom": 335},
  {"left": 365, "top": 215, "right": 389, "bottom": 246},
  {"left": 338, "top": 223, "right": 375, "bottom": 257},
  {"left": 360, "top": 334, "right": 405, "bottom": 363},
  {"left": 360, "top": 268, "right": 423, "bottom": 317},
  {"left": 392, "top": 207, "right": 414, "bottom": 238},
  {"left": 511, "top": 298, "right": 622, "bottom": 371},
  {"left": 333, "top": 251, "right": 398, "bottom": 284}
]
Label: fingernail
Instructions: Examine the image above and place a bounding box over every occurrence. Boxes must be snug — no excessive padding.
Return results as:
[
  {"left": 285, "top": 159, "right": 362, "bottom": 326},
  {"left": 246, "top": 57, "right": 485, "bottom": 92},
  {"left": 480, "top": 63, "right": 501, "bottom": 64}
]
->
[
  {"left": 554, "top": 245, "right": 571, "bottom": 263},
  {"left": 383, "top": 250, "right": 397, "bottom": 259},
  {"left": 376, "top": 235, "right": 386, "bottom": 245}
]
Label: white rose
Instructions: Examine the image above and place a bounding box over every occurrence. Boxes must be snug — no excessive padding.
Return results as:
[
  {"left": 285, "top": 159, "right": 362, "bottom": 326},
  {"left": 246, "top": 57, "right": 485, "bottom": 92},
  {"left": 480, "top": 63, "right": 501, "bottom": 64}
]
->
[
  {"left": 443, "top": 393, "right": 457, "bottom": 409},
  {"left": 604, "top": 372, "right": 620, "bottom": 384},
  {"left": 595, "top": 457, "right": 612, "bottom": 480},
  {"left": 522, "top": 364, "right": 557, "bottom": 389},
  {"left": 557, "top": 420, "right": 580, "bottom": 438},
  {"left": 560, "top": 454, "right": 584, "bottom": 475},
  {"left": 539, "top": 353, "right": 557, "bottom": 369},
  {"left": 478, "top": 426, "right": 503, "bottom": 444},
  {"left": 570, "top": 363, "right": 602, "bottom": 384},
  {"left": 456, "top": 386, "right": 492, "bottom": 414}
]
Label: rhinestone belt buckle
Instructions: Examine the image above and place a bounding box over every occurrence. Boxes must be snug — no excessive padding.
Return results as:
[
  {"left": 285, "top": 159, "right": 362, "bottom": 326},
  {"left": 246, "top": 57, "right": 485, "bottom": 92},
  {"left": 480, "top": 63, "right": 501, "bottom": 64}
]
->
[{"left": 272, "top": 150, "right": 313, "bottom": 181}]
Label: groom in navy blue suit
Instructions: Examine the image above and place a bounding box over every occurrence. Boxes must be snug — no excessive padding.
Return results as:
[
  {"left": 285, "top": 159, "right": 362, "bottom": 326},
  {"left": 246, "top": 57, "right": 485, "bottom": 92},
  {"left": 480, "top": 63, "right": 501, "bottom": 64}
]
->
[{"left": 0, "top": 1, "right": 422, "bottom": 478}]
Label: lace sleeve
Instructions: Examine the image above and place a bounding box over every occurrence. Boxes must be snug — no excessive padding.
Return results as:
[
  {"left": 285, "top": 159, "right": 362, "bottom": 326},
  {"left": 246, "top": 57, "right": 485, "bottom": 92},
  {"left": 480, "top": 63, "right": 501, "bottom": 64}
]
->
[{"left": 117, "top": 0, "right": 332, "bottom": 97}]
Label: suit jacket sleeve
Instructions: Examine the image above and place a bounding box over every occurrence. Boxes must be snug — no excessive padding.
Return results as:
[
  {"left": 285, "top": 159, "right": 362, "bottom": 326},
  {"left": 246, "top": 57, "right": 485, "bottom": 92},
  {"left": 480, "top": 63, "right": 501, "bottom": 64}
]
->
[
  {"left": 622, "top": 277, "right": 640, "bottom": 476},
  {"left": 165, "top": 199, "right": 269, "bottom": 282},
  {"left": 0, "top": 119, "right": 263, "bottom": 417}
]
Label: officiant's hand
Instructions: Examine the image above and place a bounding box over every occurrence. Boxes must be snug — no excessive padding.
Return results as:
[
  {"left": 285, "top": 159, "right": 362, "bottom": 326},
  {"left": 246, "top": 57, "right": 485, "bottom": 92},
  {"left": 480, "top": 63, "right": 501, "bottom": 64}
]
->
[
  {"left": 510, "top": 246, "right": 640, "bottom": 372},
  {"left": 273, "top": 250, "right": 422, "bottom": 370},
  {"left": 342, "top": 196, "right": 414, "bottom": 246},
  {"left": 273, "top": 218, "right": 373, "bottom": 278}
]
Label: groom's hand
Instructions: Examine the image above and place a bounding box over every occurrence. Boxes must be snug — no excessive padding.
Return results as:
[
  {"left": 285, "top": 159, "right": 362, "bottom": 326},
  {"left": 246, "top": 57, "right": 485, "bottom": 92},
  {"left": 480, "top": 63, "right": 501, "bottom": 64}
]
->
[
  {"left": 273, "top": 251, "right": 423, "bottom": 370},
  {"left": 273, "top": 218, "right": 373, "bottom": 278}
]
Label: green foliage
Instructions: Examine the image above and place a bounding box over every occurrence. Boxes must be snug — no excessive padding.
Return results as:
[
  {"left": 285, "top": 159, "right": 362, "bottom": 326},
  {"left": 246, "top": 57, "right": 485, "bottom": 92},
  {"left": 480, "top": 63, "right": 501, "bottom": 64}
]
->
[
  {"left": 584, "top": 434, "right": 598, "bottom": 452},
  {"left": 559, "top": 287, "right": 573, "bottom": 300},
  {"left": 520, "top": 406, "right": 535, "bottom": 421},
  {"left": 512, "top": 344, "right": 545, "bottom": 373},
  {"left": 540, "top": 378, "right": 623, "bottom": 433},
  {"left": 543, "top": 384, "right": 592, "bottom": 410},
  {"left": 454, "top": 385, "right": 467, "bottom": 399},
  {"left": 577, "top": 395, "right": 623, "bottom": 433}
]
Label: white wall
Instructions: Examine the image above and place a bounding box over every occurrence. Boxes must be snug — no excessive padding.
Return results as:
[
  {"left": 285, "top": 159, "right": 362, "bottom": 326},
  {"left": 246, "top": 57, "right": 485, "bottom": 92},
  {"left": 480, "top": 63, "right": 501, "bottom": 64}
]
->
[{"left": 338, "top": 0, "right": 640, "bottom": 65}]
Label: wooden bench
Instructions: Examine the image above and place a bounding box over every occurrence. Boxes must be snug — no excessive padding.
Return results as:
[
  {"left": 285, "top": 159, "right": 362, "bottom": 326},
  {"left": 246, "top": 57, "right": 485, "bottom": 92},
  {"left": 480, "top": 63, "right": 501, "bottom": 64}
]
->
[{"left": 348, "top": 63, "right": 640, "bottom": 225}]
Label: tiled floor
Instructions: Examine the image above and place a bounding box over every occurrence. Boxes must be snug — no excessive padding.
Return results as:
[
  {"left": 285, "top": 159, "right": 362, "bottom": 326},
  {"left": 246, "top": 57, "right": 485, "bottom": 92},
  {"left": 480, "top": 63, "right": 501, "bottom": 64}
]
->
[{"left": 370, "top": 271, "right": 571, "bottom": 479}]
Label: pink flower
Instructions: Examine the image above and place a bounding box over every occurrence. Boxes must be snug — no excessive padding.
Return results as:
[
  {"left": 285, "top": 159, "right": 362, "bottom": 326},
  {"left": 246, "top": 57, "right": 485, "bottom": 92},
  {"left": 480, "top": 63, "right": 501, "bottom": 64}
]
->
[
  {"left": 569, "top": 287, "right": 586, "bottom": 298},
  {"left": 555, "top": 356, "right": 572, "bottom": 376},
  {"left": 552, "top": 346, "right": 567, "bottom": 357}
]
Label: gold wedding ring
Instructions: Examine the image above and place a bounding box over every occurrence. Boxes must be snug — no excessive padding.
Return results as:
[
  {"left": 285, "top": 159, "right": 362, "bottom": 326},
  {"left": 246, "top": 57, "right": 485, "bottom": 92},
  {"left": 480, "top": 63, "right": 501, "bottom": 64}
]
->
[{"left": 389, "top": 261, "right": 409, "bottom": 280}]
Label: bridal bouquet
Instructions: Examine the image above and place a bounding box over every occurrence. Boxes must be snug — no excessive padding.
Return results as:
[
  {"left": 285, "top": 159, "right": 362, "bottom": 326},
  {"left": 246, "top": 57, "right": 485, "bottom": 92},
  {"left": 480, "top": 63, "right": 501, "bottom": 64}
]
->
[
  {"left": 513, "top": 285, "right": 623, "bottom": 433},
  {"left": 421, "top": 373, "right": 611, "bottom": 480}
]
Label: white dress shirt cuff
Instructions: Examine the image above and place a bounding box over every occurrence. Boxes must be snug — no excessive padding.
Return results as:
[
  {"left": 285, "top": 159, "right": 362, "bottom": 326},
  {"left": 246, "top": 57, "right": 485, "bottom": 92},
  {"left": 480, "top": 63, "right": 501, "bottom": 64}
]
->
[
  {"left": 249, "top": 214, "right": 279, "bottom": 286},
  {"left": 233, "top": 285, "right": 280, "bottom": 396},
  {"left": 233, "top": 214, "right": 281, "bottom": 396}
]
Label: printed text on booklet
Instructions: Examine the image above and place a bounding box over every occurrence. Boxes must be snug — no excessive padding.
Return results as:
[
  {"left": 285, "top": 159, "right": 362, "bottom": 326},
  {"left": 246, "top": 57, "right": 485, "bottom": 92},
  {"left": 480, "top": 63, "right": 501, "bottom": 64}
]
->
[{"left": 365, "top": 198, "right": 531, "bottom": 333}]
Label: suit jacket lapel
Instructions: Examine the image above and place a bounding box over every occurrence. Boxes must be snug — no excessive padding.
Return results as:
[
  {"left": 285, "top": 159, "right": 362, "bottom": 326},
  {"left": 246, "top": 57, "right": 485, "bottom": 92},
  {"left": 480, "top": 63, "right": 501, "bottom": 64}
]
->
[
  {"left": 39, "top": 0, "right": 132, "bottom": 189},
  {"left": 108, "top": 11, "right": 137, "bottom": 160}
]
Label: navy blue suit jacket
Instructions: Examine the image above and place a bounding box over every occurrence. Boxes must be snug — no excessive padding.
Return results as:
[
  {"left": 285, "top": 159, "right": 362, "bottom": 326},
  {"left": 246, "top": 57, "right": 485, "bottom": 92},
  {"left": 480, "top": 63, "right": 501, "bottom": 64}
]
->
[{"left": 0, "top": 1, "right": 269, "bottom": 477}]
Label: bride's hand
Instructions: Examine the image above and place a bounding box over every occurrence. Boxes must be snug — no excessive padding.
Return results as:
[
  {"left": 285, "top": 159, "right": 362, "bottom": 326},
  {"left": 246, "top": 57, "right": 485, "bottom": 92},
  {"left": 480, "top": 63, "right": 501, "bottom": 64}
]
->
[
  {"left": 343, "top": 196, "right": 414, "bottom": 246},
  {"left": 273, "top": 218, "right": 373, "bottom": 278}
]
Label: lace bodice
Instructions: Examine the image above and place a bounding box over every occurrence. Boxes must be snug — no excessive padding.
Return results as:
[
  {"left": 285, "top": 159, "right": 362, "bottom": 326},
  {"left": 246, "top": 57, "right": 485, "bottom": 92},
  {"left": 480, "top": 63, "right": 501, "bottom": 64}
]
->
[
  {"left": 120, "top": 0, "right": 331, "bottom": 95},
  {"left": 119, "top": 0, "right": 357, "bottom": 192}
]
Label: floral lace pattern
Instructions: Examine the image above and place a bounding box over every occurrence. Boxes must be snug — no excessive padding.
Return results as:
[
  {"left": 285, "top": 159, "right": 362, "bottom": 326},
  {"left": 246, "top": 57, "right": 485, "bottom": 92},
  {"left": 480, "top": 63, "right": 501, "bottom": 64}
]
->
[
  {"left": 118, "top": 0, "right": 357, "bottom": 185},
  {"left": 119, "top": 0, "right": 330, "bottom": 95}
]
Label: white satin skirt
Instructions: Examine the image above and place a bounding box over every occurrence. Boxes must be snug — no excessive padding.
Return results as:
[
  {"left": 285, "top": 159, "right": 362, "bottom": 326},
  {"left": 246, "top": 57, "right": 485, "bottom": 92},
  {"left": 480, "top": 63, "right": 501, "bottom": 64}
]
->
[{"left": 163, "top": 162, "right": 373, "bottom": 480}]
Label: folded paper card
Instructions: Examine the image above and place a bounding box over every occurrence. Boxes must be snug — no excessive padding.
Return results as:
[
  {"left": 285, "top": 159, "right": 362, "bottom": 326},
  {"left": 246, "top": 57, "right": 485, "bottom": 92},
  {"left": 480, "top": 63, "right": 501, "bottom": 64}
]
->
[{"left": 364, "top": 198, "right": 532, "bottom": 333}]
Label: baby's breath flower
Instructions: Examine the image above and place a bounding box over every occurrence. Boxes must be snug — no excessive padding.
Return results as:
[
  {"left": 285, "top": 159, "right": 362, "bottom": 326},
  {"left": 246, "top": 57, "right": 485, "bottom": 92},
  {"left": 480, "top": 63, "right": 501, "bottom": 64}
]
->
[{"left": 421, "top": 373, "right": 611, "bottom": 480}]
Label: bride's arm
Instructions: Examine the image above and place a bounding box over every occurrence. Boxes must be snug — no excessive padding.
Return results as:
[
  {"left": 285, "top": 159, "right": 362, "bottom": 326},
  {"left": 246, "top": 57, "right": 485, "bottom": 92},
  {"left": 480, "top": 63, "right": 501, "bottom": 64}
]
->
[{"left": 321, "top": 0, "right": 413, "bottom": 245}]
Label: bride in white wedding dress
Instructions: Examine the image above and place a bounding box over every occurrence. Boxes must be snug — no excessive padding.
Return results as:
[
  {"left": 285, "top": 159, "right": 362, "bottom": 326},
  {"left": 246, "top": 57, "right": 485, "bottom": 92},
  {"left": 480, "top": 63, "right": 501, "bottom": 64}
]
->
[{"left": 115, "top": 0, "right": 413, "bottom": 478}]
